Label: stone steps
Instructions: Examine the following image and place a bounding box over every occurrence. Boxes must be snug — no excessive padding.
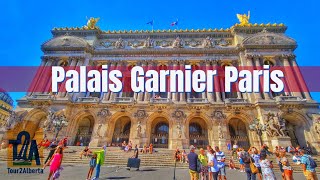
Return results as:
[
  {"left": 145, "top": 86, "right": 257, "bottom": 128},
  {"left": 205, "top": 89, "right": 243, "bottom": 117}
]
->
[{"left": 1, "top": 147, "right": 319, "bottom": 172}]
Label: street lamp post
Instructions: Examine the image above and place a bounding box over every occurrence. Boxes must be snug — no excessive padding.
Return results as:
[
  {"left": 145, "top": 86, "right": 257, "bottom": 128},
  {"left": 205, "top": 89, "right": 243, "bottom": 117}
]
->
[{"left": 249, "top": 118, "right": 266, "bottom": 146}]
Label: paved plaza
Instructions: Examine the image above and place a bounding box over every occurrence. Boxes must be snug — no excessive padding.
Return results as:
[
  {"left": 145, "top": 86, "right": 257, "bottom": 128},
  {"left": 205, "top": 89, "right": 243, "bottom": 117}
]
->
[{"left": 0, "top": 162, "right": 319, "bottom": 180}]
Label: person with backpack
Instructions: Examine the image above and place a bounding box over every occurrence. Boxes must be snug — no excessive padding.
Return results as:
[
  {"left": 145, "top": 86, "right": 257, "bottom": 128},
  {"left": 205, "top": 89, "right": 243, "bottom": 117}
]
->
[
  {"left": 241, "top": 152, "right": 256, "bottom": 180},
  {"left": 300, "top": 149, "right": 318, "bottom": 180}
]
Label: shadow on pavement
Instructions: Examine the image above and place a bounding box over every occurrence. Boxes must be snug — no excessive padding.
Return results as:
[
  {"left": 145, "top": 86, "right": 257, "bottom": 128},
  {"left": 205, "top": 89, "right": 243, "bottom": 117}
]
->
[
  {"left": 139, "top": 168, "right": 157, "bottom": 172},
  {"left": 106, "top": 177, "right": 130, "bottom": 179}
]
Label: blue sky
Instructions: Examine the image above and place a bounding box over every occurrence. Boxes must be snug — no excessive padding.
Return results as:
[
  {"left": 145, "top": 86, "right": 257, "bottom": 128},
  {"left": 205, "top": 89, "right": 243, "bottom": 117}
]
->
[{"left": 1, "top": 0, "right": 319, "bottom": 107}]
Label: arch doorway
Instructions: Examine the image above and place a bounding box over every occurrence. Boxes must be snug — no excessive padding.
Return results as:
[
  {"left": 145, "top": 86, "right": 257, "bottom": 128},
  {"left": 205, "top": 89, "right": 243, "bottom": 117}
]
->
[
  {"left": 151, "top": 118, "right": 169, "bottom": 148},
  {"left": 228, "top": 118, "right": 250, "bottom": 149},
  {"left": 283, "top": 117, "right": 307, "bottom": 148},
  {"left": 112, "top": 116, "right": 131, "bottom": 146},
  {"left": 74, "top": 115, "right": 94, "bottom": 146},
  {"left": 188, "top": 118, "right": 209, "bottom": 148}
]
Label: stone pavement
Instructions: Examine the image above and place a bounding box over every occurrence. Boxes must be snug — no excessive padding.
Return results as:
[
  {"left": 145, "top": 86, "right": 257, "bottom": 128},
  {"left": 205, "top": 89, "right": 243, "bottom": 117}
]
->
[{"left": 0, "top": 162, "right": 319, "bottom": 180}]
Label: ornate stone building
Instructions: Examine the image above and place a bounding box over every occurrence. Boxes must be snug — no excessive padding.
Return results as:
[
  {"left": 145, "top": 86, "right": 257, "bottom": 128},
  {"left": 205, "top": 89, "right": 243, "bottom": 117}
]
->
[
  {"left": 7, "top": 19, "right": 320, "bottom": 152},
  {"left": 0, "top": 90, "right": 13, "bottom": 144}
]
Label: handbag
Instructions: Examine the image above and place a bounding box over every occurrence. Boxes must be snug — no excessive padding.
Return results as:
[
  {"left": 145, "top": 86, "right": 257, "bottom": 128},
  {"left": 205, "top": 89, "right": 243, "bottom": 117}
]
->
[{"left": 249, "top": 158, "right": 259, "bottom": 174}]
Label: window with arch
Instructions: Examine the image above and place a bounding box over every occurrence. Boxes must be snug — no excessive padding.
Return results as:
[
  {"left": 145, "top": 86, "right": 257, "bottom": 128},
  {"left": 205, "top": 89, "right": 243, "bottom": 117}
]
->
[
  {"left": 155, "top": 122, "right": 169, "bottom": 135},
  {"left": 122, "top": 122, "right": 131, "bottom": 135},
  {"left": 189, "top": 123, "right": 202, "bottom": 136}
]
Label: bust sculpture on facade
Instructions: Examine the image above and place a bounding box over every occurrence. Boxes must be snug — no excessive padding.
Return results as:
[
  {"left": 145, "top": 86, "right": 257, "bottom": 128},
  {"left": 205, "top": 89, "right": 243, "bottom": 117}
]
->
[
  {"left": 202, "top": 36, "right": 213, "bottom": 48},
  {"left": 115, "top": 38, "right": 125, "bottom": 49},
  {"left": 172, "top": 36, "right": 183, "bottom": 48},
  {"left": 143, "top": 37, "right": 154, "bottom": 48}
]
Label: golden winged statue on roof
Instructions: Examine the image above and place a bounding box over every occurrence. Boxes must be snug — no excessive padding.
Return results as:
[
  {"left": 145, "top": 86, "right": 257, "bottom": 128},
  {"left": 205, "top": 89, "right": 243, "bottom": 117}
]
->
[
  {"left": 85, "top": 17, "right": 100, "bottom": 30},
  {"left": 236, "top": 11, "right": 250, "bottom": 26}
]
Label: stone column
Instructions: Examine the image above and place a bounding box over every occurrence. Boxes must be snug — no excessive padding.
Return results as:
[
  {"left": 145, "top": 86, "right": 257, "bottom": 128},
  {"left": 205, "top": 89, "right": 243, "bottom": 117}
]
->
[
  {"left": 179, "top": 60, "right": 186, "bottom": 102},
  {"left": 58, "top": 57, "right": 79, "bottom": 98},
  {"left": 137, "top": 60, "right": 146, "bottom": 102},
  {"left": 171, "top": 60, "right": 178, "bottom": 102},
  {"left": 205, "top": 60, "right": 213, "bottom": 102},
  {"left": 34, "top": 57, "right": 54, "bottom": 94},
  {"left": 291, "top": 57, "right": 312, "bottom": 100},
  {"left": 213, "top": 60, "right": 222, "bottom": 102},
  {"left": 103, "top": 61, "right": 112, "bottom": 101},
  {"left": 28, "top": 58, "right": 48, "bottom": 96},
  {"left": 282, "top": 55, "right": 304, "bottom": 97},
  {"left": 144, "top": 61, "right": 153, "bottom": 102},
  {"left": 109, "top": 61, "right": 118, "bottom": 101},
  {"left": 252, "top": 55, "right": 264, "bottom": 101}
]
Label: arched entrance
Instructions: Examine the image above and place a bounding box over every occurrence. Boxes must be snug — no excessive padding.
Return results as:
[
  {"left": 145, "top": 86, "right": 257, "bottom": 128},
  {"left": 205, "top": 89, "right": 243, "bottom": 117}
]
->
[
  {"left": 74, "top": 115, "right": 94, "bottom": 146},
  {"left": 151, "top": 117, "right": 169, "bottom": 148},
  {"left": 282, "top": 115, "right": 307, "bottom": 148},
  {"left": 228, "top": 118, "right": 250, "bottom": 149},
  {"left": 111, "top": 116, "right": 131, "bottom": 146},
  {"left": 188, "top": 118, "right": 209, "bottom": 148}
]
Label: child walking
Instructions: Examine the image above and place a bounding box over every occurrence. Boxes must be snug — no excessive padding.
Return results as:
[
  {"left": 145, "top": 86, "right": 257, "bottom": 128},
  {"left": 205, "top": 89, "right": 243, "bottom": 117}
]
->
[{"left": 87, "top": 154, "right": 97, "bottom": 180}]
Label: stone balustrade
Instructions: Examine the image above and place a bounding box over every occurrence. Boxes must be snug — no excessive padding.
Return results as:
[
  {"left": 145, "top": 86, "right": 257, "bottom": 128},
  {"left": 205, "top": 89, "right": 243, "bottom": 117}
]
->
[
  {"left": 26, "top": 94, "right": 55, "bottom": 101},
  {"left": 76, "top": 97, "right": 100, "bottom": 103},
  {"left": 187, "top": 98, "right": 208, "bottom": 104},
  {"left": 225, "top": 98, "right": 248, "bottom": 104},
  {"left": 150, "top": 98, "right": 172, "bottom": 104},
  {"left": 275, "top": 96, "right": 306, "bottom": 102},
  {"left": 111, "top": 97, "right": 135, "bottom": 103}
]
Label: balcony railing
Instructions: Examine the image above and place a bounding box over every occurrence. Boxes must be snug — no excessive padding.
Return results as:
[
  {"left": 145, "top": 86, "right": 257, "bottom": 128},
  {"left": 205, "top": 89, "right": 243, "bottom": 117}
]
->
[
  {"left": 26, "top": 94, "right": 54, "bottom": 101},
  {"left": 187, "top": 98, "right": 208, "bottom": 104},
  {"left": 111, "top": 97, "right": 135, "bottom": 103},
  {"left": 150, "top": 98, "right": 171, "bottom": 104},
  {"left": 76, "top": 97, "right": 100, "bottom": 103},
  {"left": 275, "top": 96, "right": 306, "bottom": 102},
  {"left": 225, "top": 98, "right": 250, "bottom": 105}
]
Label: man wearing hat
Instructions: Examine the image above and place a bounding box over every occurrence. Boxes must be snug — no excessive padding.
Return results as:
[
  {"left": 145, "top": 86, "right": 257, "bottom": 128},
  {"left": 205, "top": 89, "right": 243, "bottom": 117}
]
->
[{"left": 187, "top": 145, "right": 199, "bottom": 180}]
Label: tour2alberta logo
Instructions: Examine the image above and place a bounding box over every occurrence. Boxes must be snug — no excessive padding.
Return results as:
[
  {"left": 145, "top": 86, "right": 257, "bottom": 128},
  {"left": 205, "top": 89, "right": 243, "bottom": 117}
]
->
[{"left": 6, "top": 130, "right": 44, "bottom": 174}]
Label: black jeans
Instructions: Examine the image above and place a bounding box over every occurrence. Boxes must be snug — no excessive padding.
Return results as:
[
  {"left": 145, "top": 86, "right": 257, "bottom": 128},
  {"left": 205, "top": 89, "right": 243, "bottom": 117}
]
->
[
  {"left": 44, "top": 150, "right": 55, "bottom": 164},
  {"left": 245, "top": 167, "right": 256, "bottom": 180},
  {"left": 212, "top": 172, "right": 219, "bottom": 180}
]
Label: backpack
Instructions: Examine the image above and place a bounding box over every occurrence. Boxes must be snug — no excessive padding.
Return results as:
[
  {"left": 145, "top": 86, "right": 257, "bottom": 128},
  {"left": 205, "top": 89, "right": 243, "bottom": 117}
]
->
[{"left": 308, "top": 156, "right": 318, "bottom": 168}]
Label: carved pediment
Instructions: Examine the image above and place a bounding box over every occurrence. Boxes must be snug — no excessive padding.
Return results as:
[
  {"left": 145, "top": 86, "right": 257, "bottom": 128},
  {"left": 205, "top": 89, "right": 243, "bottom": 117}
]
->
[{"left": 242, "top": 30, "right": 296, "bottom": 48}]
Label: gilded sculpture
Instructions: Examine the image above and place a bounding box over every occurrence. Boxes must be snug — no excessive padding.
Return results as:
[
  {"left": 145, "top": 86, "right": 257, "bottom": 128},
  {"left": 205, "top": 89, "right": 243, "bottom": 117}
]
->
[
  {"left": 236, "top": 11, "right": 250, "bottom": 26},
  {"left": 84, "top": 17, "right": 100, "bottom": 30}
]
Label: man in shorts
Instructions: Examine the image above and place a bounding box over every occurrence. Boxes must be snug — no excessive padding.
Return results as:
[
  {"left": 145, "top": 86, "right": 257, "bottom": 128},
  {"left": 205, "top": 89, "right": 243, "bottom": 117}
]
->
[
  {"left": 187, "top": 145, "right": 199, "bottom": 180},
  {"left": 215, "top": 146, "right": 227, "bottom": 180}
]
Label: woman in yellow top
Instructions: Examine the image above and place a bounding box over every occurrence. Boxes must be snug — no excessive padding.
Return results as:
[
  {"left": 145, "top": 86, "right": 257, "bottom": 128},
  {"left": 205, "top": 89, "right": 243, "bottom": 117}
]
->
[{"left": 198, "top": 148, "right": 209, "bottom": 180}]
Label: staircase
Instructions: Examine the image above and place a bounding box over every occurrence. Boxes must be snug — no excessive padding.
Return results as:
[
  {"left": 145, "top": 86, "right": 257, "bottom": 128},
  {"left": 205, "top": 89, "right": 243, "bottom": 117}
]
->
[
  {"left": 1, "top": 146, "right": 319, "bottom": 173},
  {"left": 0, "top": 146, "right": 189, "bottom": 168}
]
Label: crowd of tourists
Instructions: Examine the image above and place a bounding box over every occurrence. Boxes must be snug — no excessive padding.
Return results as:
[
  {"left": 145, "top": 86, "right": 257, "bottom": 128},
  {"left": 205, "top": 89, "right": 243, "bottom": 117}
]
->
[{"left": 185, "top": 143, "right": 318, "bottom": 180}]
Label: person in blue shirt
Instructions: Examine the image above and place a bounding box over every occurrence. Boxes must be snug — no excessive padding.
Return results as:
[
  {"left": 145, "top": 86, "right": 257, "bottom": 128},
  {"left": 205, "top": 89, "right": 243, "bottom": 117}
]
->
[
  {"left": 87, "top": 153, "right": 97, "bottom": 180},
  {"left": 214, "top": 146, "right": 226, "bottom": 180},
  {"left": 208, "top": 148, "right": 219, "bottom": 180},
  {"left": 249, "top": 146, "right": 262, "bottom": 180},
  {"left": 300, "top": 149, "right": 318, "bottom": 180},
  {"left": 187, "top": 145, "right": 199, "bottom": 180}
]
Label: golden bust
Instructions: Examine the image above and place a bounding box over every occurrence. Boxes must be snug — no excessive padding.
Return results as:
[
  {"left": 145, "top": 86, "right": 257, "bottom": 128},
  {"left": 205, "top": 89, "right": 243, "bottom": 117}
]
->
[
  {"left": 236, "top": 11, "right": 250, "bottom": 26},
  {"left": 85, "top": 17, "right": 100, "bottom": 30}
]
